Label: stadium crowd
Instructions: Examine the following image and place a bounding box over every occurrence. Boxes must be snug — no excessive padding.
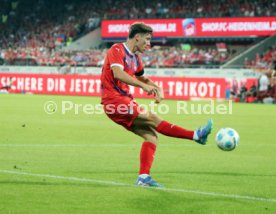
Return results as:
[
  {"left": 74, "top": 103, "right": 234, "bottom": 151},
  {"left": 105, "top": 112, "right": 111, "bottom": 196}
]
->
[
  {"left": 1, "top": 0, "right": 275, "bottom": 49},
  {"left": 244, "top": 45, "right": 276, "bottom": 71},
  {"left": 103, "top": 0, "right": 276, "bottom": 19},
  {"left": 0, "top": 0, "right": 275, "bottom": 68},
  {"left": 0, "top": 0, "right": 100, "bottom": 50},
  {"left": 0, "top": 45, "right": 231, "bottom": 68}
]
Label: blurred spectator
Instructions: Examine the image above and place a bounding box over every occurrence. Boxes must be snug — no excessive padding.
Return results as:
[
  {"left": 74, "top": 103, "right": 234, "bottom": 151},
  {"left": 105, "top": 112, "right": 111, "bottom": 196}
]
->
[
  {"left": 237, "top": 82, "right": 248, "bottom": 102},
  {"left": 257, "top": 73, "right": 270, "bottom": 102},
  {"left": 269, "top": 71, "right": 276, "bottom": 103},
  {"left": 249, "top": 82, "right": 258, "bottom": 98},
  {"left": 230, "top": 78, "right": 239, "bottom": 97}
]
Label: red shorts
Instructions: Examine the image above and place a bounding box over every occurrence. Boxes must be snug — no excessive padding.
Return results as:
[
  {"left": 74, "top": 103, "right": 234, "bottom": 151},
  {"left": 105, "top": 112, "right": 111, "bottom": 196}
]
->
[{"left": 102, "top": 96, "right": 143, "bottom": 131}]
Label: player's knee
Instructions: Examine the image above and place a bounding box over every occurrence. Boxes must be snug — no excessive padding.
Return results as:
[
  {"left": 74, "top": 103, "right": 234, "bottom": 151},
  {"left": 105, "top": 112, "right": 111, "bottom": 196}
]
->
[
  {"left": 143, "top": 134, "right": 158, "bottom": 145},
  {"left": 148, "top": 112, "right": 162, "bottom": 127}
]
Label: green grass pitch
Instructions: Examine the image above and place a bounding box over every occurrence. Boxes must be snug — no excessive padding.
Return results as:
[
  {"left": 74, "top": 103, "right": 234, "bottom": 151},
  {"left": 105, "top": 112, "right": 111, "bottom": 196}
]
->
[{"left": 0, "top": 94, "right": 275, "bottom": 214}]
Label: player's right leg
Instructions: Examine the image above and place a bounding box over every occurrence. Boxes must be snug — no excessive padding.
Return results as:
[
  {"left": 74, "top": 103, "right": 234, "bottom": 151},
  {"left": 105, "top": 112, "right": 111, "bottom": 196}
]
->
[{"left": 131, "top": 125, "right": 162, "bottom": 187}]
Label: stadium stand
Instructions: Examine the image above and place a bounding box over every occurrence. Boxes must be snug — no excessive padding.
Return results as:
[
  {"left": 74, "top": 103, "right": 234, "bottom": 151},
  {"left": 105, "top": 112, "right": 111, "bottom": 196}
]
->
[
  {"left": 102, "top": 0, "right": 276, "bottom": 19},
  {"left": 0, "top": 0, "right": 100, "bottom": 50},
  {"left": 0, "top": 0, "right": 275, "bottom": 68},
  {"left": 245, "top": 45, "right": 276, "bottom": 70},
  {"left": 0, "top": 44, "right": 233, "bottom": 67}
]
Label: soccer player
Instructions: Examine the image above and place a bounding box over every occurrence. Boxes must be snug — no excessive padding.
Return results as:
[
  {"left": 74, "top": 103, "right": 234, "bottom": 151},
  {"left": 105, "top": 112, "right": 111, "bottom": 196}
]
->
[{"left": 101, "top": 22, "right": 213, "bottom": 187}]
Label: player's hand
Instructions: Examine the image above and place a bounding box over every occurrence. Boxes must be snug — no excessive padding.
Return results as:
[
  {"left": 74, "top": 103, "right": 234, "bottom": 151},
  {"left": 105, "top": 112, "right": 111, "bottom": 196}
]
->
[
  {"left": 141, "top": 84, "right": 156, "bottom": 96},
  {"left": 154, "top": 87, "right": 164, "bottom": 104}
]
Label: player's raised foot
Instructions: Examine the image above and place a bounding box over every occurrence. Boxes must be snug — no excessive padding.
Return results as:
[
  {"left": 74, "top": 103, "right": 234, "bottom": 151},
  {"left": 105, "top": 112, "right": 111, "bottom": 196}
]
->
[
  {"left": 195, "top": 119, "right": 213, "bottom": 145},
  {"left": 136, "top": 175, "right": 162, "bottom": 187}
]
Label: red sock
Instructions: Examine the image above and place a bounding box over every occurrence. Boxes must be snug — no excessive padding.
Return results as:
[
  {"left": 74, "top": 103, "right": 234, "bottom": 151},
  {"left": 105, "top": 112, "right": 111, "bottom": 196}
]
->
[
  {"left": 139, "top": 142, "right": 156, "bottom": 175},
  {"left": 156, "top": 120, "right": 194, "bottom": 140}
]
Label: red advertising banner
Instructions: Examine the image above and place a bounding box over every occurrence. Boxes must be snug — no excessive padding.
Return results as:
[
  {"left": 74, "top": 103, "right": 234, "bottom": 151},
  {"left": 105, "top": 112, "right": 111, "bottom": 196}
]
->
[
  {"left": 1, "top": 73, "right": 258, "bottom": 99},
  {"left": 0, "top": 73, "right": 238, "bottom": 99},
  {"left": 101, "top": 17, "right": 276, "bottom": 38},
  {"left": 0, "top": 74, "right": 102, "bottom": 96}
]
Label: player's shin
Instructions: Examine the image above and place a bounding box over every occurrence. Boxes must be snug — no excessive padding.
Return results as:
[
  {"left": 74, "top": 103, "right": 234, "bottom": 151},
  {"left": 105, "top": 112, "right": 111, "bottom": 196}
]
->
[
  {"left": 139, "top": 141, "right": 156, "bottom": 175},
  {"left": 156, "top": 120, "right": 194, "bottom": 140}
]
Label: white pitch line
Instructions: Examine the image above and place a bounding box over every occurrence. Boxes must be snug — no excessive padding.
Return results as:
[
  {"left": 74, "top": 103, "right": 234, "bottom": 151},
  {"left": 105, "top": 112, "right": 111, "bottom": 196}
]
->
[
  {"left": 0, "top": 169, "right": 275, "bottom": 203},
  {"left": 0, "top": 144, "right": 275, "bottom": 147},
  {"left": 0, "top": 144, "right": 196, "bottom": 148},
  {"left": 0, "top": 144, "right": 138, "bottom": 148},
  {"left": 0, "top": 169, "right": 131, "bottom": 187}
]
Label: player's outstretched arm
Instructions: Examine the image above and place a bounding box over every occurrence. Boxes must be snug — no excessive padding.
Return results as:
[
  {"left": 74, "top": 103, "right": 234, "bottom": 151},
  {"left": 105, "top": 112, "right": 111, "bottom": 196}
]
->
[
  {"left": 136, "top": 76, "right": 164, "bottom": 103},
  {"left": 112, "top": 66, "right": 158, "bottom": 95}
]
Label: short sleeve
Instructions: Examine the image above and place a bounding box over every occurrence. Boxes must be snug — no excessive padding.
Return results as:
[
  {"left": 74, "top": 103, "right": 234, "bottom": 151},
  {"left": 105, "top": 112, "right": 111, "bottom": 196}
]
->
[{"left": 108, "top": 45, "right": 125, "bottom": 69}]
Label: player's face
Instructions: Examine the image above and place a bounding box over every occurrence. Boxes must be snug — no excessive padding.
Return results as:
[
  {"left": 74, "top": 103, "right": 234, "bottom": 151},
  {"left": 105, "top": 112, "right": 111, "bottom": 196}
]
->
[{"left": 136, "top": 33, "right": 152, "bottom": 53}]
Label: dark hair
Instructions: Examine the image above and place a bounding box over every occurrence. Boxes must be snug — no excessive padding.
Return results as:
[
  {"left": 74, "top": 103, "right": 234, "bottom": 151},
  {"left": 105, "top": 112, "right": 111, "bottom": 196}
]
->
[{"left": 128, "top": 22, "right": 153, "bottom": 39}]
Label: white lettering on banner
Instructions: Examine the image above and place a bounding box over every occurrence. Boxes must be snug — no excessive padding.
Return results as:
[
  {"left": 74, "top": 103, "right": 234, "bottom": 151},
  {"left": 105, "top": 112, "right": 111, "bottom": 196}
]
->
[
  {"left": 60, "top": 79, "right": 66, "bottom": 92},
  {"left": 184, "top": 82, "right": 188, "bottom": 96},
  {"left": 167, "top": 81, "right": 175, "bottom": 96},
  {"left": 47, "top": 78, "right": 54, "bottom": 92},
  {"left": 189, "top": 82, "right": 197, "bottom": 96},
  {"left": 0, "top": 77, "right": 44, "bottom": 91},
  {"left": 176, "top": 82, "right": 182, "bottom": 96},
  {"left": 88, "top": 79, "right": 101, "bottom": 93},
  {"left": 69, "top": 79, "right": 101, "bottom": 93},
  {"left": 24, "top": 78, "right": 30, "bottom": 90},
  {"left": 273, "top": 22, "right": 276, "bottom": 30},
  {"left": 81, "top": 79, "right": 88, "bottom": 92},
  {"left": 107, "top": 23, "right": 176, "bottom": 33},
  {"left": 167, "top": 81, "right": 221, "bottom": 98},
  {"left": 228, "top": 22, "right": 270, "bottom": 31},
  {"left": 108, "top": 24, "right": 130, "bottom": 33},
  {"left": 88, "top": 80, "right": 95, "bottom": 93},
  {"left": 76, "top": 79, "right": 81, "bottom": 92},
  {"left": 47, "top": 78, "right": 65, "bottom": 92},
  {"left": 30, "top": 78, "right": 43, "bottom": 91},
  {"left": 31, "top": 78, "right": 36, "bottom": 91},
  {"left": 198, "top": 82, "right": 207, "bottom": 97},
  {"left": 216, "top": 85, "right": 221, "bottom": 97},
  {"left": 208, "top": 82, "right": 215, "bottom": 96},
  {"left": 17, "top": 78, "right": 24, "bottom": 90},
  {"left": 149, "top": 23, "right": 176, "bottom": 32},
  {"left": 202, "top": 21, "right": 276, "bottom": 32},
  {"left": 95, "top": 79, "right": 101, "bottom": 93},
  {"left": 155, "top": 81, "right": 163, "bottom": 88},
  {"left": 202, "top": 23, "right": 227, "bottom": 32}
]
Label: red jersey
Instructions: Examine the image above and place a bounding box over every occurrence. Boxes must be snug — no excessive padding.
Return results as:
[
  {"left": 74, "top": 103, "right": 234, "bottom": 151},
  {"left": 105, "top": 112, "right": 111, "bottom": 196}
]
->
[{"left": 101, "top": 43, "right": 144, "bottom": 103}]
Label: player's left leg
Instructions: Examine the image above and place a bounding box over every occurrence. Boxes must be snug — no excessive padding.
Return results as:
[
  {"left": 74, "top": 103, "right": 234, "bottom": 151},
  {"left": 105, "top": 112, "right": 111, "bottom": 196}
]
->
[
  {"left": 131, "top": 125, "right": 162, "bottom": 187},
  {"left": 133, "top": 110, "right": 213, "bottom": 145}
]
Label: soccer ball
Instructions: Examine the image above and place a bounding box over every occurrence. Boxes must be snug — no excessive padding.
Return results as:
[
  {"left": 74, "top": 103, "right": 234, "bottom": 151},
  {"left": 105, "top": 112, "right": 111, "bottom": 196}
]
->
[{"left": 215, "top": 128, "right": 240, "bottom": 151}]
